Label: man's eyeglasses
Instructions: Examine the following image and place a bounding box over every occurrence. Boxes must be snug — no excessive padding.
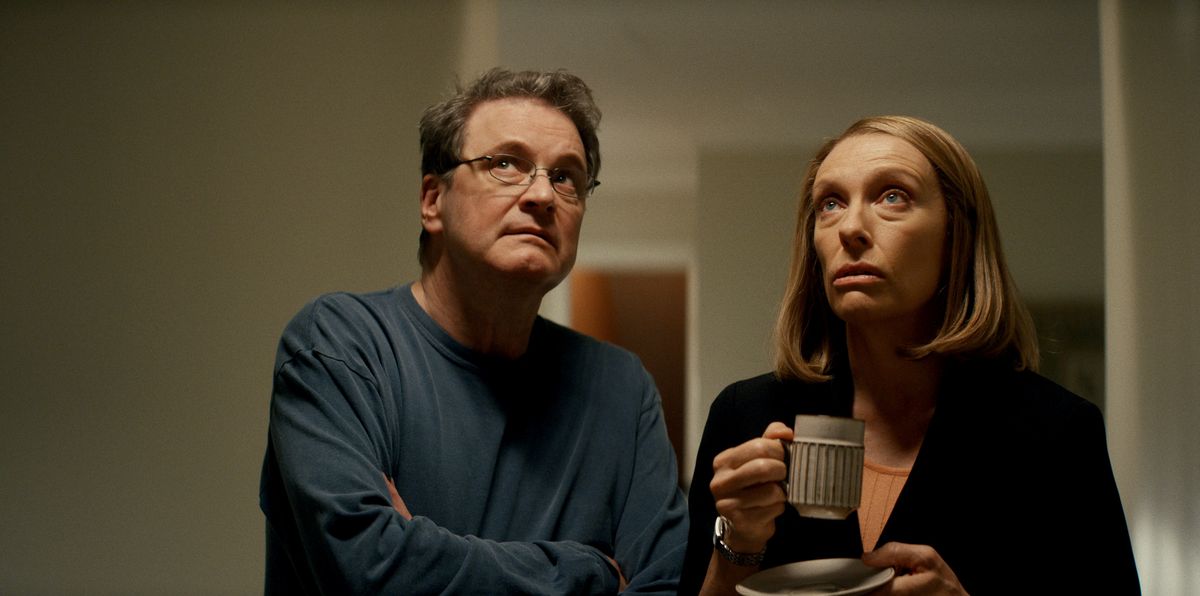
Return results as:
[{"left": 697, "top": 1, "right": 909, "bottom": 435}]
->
[{"left": 452, "top": 154, "right": 598, "bottom": 200}]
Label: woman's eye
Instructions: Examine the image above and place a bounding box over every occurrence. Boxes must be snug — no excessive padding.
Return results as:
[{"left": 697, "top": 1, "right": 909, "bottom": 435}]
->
[
  {"left": 494, "top": 158, "right": 513, "bottom": 170},
  {"left": 882, "top": 190, "right": 907, "bottom": 204},
  {"left": 819, "top": 199, "right": 839, "bottom": 212}
]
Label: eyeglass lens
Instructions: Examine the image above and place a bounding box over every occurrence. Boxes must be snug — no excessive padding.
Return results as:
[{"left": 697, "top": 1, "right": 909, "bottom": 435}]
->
[{"left": 488, "top": 154, "right": 589, "bottom": 198}]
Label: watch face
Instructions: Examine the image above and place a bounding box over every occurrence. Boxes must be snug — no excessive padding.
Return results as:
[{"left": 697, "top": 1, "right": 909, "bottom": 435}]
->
[
  {"left": 713, "top": 515, "right": 766, "bottom": 566},
  {"left": 710, "top": 513, "right": 729, "bottom": 542}
]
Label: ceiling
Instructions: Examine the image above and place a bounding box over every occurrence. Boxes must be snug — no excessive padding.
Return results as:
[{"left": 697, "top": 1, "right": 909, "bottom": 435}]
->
[{"left": 497, "top": 1, "right": 1103, "bottom": 195}]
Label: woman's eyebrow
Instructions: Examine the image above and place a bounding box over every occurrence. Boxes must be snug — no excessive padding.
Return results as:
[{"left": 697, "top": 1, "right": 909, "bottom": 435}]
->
[
  {"left": 811, "top": 165, "right": 928, "bottom": 197},
  {"left": 811, "top": 181, "right": 838, "bottom": 197}
]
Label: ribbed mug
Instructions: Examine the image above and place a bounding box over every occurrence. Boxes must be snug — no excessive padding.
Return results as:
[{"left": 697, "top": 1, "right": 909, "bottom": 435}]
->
[{"left": 785, "top": 415, "right": 866, "bottom": 520}]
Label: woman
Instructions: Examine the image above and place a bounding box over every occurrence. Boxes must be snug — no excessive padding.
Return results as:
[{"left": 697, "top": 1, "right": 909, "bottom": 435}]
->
[{"left": 681, "top": 116, "right": 1139, "bottom": 595}]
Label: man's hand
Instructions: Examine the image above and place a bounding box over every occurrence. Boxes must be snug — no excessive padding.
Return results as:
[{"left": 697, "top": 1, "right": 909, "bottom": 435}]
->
[
  {"left": 383, "top": 475, "right": 413, "bottom": 520},
  {"left": 604, "top": 555, "right": 628, "bottom": 592},
  {"left": 863, "top": 542, "right": 967, "bottom": 595}
]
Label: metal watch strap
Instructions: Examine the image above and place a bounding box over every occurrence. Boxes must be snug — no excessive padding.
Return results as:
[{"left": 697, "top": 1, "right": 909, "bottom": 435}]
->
[{"left": 712, "top": 516, "right": 765, "bottom": 567}]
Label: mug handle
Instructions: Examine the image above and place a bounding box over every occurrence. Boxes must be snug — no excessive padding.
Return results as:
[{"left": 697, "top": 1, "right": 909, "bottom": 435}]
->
[{"left": 778, "top": 438, "right": 791, "bottom": 495}]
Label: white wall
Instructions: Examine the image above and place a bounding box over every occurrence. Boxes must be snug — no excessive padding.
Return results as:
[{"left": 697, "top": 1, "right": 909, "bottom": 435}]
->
[{"left": 1102, "top": 1, "right": 1200, "bottom": 594}]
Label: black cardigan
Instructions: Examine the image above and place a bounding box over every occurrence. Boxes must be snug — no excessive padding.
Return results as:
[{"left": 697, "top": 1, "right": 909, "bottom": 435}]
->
[{"left": 680, "top": 361, "right": 1140, "bottom": 595}]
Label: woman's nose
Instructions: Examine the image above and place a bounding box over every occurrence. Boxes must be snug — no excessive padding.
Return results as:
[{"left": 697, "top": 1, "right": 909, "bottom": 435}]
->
[{"left": 837, "top": 203, "right": 871, "bottom": 249}]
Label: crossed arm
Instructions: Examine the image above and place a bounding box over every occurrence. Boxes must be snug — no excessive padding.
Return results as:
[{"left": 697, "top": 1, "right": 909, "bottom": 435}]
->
[{"left": 264, "top": 349, "right": 683, "bottom": 594}]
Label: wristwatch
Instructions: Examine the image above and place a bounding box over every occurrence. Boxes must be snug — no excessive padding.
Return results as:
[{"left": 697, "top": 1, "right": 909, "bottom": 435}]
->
[{"left": 712, "top": 516, "right": 766, "bottom": 566}]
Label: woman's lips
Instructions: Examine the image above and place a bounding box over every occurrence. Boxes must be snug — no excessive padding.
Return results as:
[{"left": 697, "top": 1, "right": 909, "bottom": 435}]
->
[{"left": 832, "top": 263, "right": 884, "bottom": 287}]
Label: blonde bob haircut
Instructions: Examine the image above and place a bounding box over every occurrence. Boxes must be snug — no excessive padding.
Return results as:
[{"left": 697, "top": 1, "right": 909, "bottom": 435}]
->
[{"left": 774, "top": 115, "right": 1039, "bottom": 382}]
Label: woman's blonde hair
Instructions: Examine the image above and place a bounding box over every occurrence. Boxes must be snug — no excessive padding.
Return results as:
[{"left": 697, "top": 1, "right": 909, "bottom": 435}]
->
[{"left": 774, "top": 115, "right": 1039, "bottom": 382}]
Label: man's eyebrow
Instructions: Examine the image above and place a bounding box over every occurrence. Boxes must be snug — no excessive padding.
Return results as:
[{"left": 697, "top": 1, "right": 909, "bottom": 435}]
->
[
  {"left": 487, "top": 140, "right": 533, "bottom": 156},
  {"left": 486, "top": 140, "right": 586, "bottom": 169}
]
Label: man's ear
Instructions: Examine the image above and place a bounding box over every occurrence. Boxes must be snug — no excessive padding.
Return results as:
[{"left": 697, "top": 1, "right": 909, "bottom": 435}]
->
[{"left": 420, "top": 174, "right": 446, "bottom": 235}]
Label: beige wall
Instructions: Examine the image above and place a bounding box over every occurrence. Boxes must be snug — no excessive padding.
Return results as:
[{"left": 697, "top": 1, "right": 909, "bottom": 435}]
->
[
  {"left": 691, "top": 148, "right": 808, "bottom": 478},
  {"left": 1, "top": 3, "right": 460, "bottom": 593}
]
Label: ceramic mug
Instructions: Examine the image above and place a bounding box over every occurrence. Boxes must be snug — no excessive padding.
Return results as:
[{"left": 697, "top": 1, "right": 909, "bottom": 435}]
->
[{"left": 784, "top": 415, "right": 866, "bottom": 520}]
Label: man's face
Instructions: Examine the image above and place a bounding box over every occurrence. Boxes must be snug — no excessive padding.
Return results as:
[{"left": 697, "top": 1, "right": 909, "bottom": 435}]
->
[{"left": 421, "top": 98, "right": 587, "bottom": 293}]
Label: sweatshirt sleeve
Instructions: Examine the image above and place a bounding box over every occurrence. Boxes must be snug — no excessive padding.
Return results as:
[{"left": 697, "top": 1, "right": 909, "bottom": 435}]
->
[
  {"left": 610, "top": 377, "right": 689, "bottom": 594},
  {"left": 263, "top": 345, "right": 620, "bottom": 595}
]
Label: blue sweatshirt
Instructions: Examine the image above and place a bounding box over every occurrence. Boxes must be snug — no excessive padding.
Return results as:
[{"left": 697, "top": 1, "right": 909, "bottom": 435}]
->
[{"left": 260, "top": 284, "right": 688, "bottom": 594}]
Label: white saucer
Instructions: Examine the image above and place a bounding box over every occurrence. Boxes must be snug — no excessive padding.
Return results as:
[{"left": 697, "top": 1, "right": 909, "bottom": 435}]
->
[{"left": 736, "top": 558, "right": 895, "bottom": 596}]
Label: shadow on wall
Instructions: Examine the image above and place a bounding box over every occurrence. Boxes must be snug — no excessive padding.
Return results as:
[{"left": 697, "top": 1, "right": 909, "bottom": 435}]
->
[{"left": 1028, "top": 301, "right": 1105, "bottom": 409}]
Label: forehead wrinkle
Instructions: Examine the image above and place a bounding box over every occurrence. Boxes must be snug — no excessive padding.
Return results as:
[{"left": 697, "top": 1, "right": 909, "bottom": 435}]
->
[
  {"left": 461, "top": 98, "right": 585, "bottom": 168},
  {"left": 815, "top": 146, "right": 935, "bottom": 197}
]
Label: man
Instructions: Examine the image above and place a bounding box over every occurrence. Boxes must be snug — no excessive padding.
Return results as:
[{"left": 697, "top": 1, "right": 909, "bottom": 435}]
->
[{"left": 260, "top": 68, "right": 688, "bottom": 594}]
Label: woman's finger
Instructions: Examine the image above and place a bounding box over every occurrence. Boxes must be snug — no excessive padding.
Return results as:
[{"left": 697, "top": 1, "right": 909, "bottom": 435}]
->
[
  {"left": 710, "top": 454, "right": 787, "bottom": 496},
  {"left": 713, "top": 436, "right": 786, "bottom": 471},
  {"left": 713, "top": 479, "right": 786, "bottom": 511},
  {"left": 762, "top": 421, "right": 794, "bottom": 441}
]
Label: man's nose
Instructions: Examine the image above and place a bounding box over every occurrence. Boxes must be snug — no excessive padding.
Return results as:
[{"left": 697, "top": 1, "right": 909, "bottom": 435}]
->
[{"left": 519, "top": 172, "right": 558, "bottom": 211}]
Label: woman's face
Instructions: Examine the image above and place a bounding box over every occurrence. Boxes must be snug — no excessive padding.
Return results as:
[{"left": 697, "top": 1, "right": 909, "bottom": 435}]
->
[{"left": 811, "top": 133, "right": 949, "bottom": 332}]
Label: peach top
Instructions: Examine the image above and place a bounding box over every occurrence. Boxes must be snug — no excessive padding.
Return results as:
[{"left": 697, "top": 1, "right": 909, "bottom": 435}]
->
[{"left": 858, "top": 460, "right": 911, "bottom": 552}]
